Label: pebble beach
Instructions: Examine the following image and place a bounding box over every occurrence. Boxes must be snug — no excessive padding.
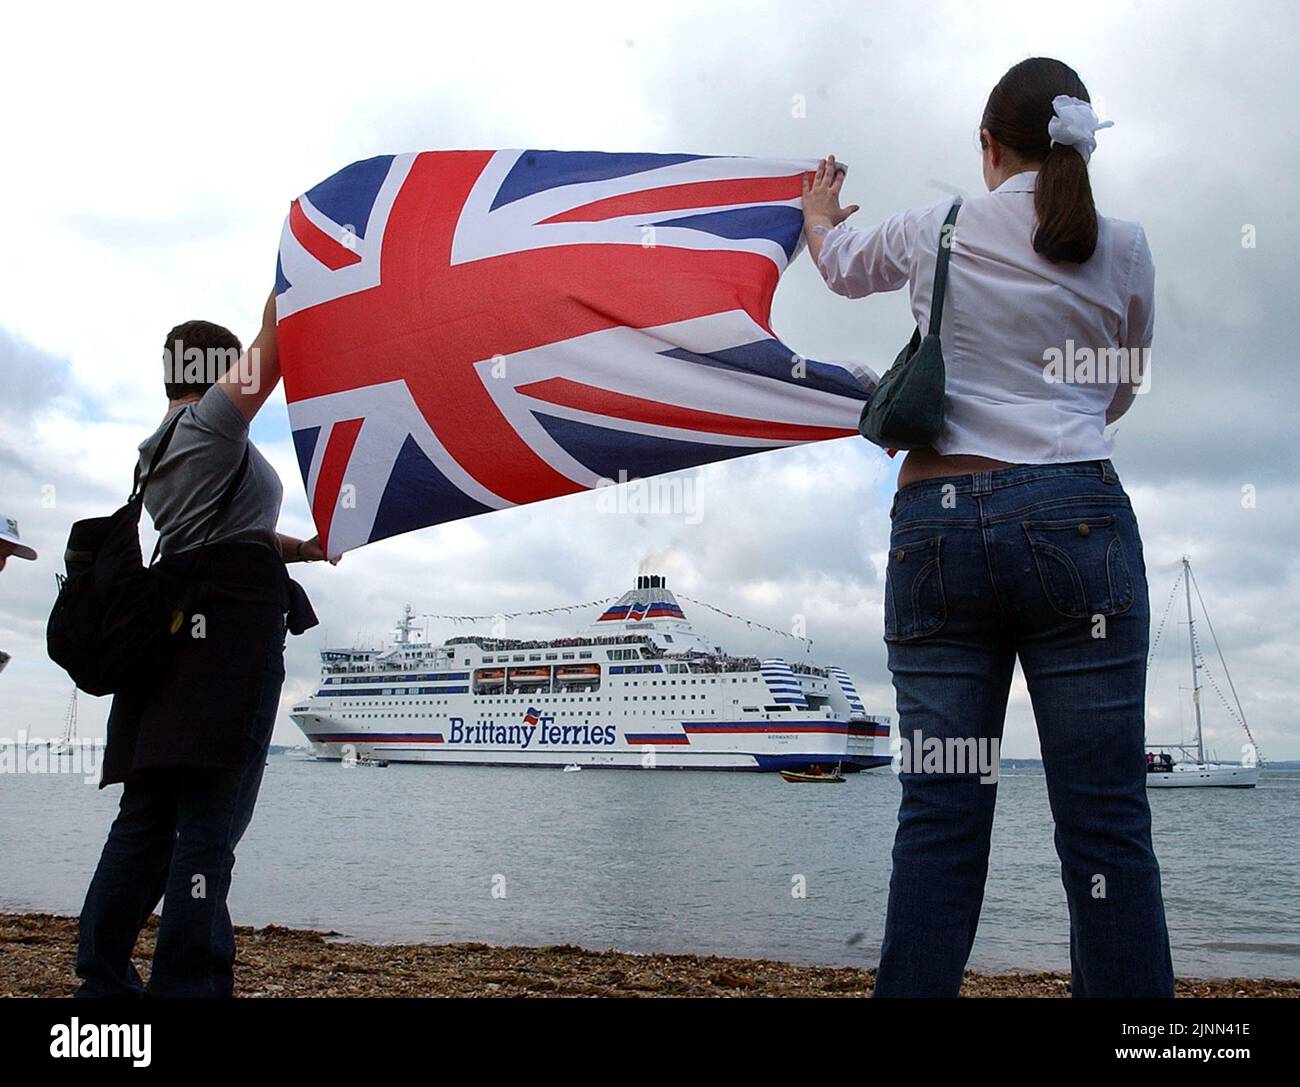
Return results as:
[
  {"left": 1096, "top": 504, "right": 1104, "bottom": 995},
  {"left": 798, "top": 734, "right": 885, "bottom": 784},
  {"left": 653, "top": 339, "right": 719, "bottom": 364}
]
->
[{"left": 4, "top": 913, "right": 1296, "bottom": 999}]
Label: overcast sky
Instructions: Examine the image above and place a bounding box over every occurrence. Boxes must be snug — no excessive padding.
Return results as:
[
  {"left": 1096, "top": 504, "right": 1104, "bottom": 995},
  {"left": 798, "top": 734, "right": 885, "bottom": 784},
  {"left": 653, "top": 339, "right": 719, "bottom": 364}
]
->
[{"left": 2, "top": 0, "right": 1296, "bottom": 762}]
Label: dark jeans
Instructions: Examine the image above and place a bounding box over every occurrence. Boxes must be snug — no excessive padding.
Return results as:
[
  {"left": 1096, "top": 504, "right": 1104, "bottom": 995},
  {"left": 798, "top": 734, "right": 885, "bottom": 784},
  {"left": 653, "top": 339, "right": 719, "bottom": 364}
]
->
[
  {"left": 76, "top": 625, "right": 284, "bottom": 998},
  {"left": 873, "top": 460, "right": 1174, "bottom": 998}
]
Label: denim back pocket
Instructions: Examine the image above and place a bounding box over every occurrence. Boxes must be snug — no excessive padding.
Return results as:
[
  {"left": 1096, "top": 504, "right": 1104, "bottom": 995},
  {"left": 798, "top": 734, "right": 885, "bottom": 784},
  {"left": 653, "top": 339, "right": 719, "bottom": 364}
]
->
[
  {"left": 1022, "top": 514, "right": 1134, "bottom": 619},
  {"left": 883, "top": 536, "right": 946, "bottom": 642}
]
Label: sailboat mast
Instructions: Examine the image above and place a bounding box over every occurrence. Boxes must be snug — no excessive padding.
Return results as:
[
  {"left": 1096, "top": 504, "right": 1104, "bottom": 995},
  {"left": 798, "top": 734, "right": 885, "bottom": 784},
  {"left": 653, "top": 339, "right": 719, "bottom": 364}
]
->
[
  {"left": 1183, "top": 556, "right": 1205, "bottom": 765},
  {"left": 64, "top": 687, "right": 77, "bottom": 743}
]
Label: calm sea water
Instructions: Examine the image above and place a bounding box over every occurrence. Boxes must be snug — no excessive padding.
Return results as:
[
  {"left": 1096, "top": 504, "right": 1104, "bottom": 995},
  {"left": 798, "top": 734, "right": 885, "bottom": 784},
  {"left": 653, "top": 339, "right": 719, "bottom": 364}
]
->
[{"left": 2, "top": 756, "right": 1297, "bottom": 979}]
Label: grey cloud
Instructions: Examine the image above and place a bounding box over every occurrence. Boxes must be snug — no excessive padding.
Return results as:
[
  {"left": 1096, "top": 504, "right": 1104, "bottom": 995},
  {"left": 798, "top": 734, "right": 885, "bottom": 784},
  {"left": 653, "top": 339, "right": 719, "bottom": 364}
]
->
[{"left": 0, "top": 328, "right": 70, "bottom": 417}]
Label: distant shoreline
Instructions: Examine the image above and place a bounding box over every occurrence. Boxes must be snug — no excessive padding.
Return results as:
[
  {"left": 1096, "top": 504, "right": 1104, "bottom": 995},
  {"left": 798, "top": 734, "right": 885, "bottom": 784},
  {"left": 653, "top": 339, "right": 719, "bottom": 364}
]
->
[{"left": 4, "top": 912, "right": 1296, "bottom": 998}]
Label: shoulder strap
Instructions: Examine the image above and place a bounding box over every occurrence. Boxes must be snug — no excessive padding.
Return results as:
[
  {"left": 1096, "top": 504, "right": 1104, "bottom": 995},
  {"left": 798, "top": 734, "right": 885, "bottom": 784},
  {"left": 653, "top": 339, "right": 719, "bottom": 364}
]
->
[
  {"left": 927, "top": 199, "right": 962, "bottom": 336},
  {"left": 130, "top": 408, "right": 187, "bottom": 502},
  {"left": 149, "top": 443, "right": 252, "bottom": 566}
]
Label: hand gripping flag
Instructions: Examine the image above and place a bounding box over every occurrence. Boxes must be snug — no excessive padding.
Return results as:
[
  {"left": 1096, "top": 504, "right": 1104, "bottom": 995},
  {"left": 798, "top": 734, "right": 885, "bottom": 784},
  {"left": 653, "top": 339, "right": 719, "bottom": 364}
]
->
[{"left": 275, "top": 150, "right": 871, "bottom": 557}]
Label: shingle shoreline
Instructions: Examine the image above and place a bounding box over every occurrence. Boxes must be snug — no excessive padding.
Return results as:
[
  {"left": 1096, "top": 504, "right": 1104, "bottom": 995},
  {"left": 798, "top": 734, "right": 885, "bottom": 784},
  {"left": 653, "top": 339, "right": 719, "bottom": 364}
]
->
[{"left": 5, "top": 913, "right": 1295, "bottom": 998}]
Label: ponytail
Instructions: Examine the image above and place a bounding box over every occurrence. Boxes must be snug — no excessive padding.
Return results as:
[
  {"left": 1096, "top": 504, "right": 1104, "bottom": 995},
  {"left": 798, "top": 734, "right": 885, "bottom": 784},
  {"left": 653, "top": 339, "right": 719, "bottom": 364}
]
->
[
  {"left": 981, "top": 57, "right": 1101, "bottom": 265},
  {"left": 1033, "top": 142, "right": 1099, "bottom": 264}
]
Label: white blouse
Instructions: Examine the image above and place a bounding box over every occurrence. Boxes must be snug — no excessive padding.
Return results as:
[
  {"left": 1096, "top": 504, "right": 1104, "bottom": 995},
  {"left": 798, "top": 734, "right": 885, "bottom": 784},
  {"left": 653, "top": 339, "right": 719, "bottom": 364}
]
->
[{"left": 816, "top": 170, "right": 1154, "bottom": 463}]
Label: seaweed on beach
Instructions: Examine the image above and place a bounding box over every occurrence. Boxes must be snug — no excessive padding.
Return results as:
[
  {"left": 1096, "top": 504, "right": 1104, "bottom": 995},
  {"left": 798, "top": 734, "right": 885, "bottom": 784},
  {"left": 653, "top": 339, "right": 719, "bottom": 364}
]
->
[{"left": 3, "top": 913, "right": 1295, "bottom": 999}]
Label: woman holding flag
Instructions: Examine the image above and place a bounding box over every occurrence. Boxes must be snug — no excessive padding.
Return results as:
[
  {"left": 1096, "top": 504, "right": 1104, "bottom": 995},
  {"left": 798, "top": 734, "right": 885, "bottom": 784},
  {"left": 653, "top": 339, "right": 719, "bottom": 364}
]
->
[{"left": 803, "top": 57, "right": 1172, "bottom": 997}]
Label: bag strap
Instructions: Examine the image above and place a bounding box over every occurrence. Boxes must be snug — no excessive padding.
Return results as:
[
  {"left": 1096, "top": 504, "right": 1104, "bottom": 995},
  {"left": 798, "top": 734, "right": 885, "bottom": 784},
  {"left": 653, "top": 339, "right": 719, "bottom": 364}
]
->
[
  {"left": 149, "top": 442, "right": 252, "bottom": 567},
  {"left": 130, "top": 408, "right": 187, "bottom": 502},
  {"left": 927, "top": 199, "right": 963, "bottom": 336}
]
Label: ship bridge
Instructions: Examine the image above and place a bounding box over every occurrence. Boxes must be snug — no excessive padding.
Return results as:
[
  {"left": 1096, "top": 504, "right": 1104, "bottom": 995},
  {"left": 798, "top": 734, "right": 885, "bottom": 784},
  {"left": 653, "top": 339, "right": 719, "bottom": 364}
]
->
[{"left": 588, "top": 575, "right": 714, "bottom": 655}]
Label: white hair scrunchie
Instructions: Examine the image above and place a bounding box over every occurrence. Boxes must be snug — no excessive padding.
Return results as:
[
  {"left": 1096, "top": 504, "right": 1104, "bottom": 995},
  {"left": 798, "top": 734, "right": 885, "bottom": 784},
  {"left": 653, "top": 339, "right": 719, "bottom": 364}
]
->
[{"left": 1047, "top": 95, "right": 1113, "bottom": 164}]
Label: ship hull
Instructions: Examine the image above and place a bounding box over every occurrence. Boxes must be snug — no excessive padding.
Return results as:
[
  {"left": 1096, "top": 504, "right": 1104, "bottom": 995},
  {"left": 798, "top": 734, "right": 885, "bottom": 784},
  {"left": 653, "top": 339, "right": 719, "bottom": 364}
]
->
[{"left": 292, "top": 716, "right": 892, "bottom": 773}]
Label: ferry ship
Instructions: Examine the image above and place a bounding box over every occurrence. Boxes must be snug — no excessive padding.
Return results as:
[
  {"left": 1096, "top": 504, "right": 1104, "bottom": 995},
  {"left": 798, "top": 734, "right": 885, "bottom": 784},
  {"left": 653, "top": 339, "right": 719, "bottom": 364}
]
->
[{"left": 291, "top": 575, "right": 891, "bottom": 772}]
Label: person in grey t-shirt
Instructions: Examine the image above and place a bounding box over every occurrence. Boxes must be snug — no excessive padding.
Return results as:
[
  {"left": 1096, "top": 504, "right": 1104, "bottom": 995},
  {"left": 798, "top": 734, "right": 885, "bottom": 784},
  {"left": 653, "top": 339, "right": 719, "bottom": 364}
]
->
[
  {"left": 76, "top": 292, "right": 338, "bottom": 999},
  {"left": 139, "top": 301, "right": 331, "bottom": 562}
]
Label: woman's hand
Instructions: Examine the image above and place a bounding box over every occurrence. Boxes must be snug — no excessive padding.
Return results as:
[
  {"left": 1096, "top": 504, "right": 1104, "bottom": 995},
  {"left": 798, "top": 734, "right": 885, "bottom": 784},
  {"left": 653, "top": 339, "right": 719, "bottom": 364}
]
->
[
  {"left": 802, "top": 155, "right": 859, "bottom": 263},
  {"left": 802, "top": 155, "right": 858, "bottom": 226}
]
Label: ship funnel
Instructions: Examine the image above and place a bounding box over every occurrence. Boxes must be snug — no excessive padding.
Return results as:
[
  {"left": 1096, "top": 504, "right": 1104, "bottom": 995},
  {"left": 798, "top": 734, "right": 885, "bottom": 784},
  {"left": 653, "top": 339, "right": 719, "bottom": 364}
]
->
[{"left": 592, "top": 574, "right": 706, "bottom": 648}]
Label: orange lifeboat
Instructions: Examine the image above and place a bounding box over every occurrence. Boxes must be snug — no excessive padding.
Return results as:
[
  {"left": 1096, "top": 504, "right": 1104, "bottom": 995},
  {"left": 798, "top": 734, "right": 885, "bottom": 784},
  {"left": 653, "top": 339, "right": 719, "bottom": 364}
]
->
[
  {"left": 510, "top": 667, "right": 551, "bottom": 683},
  {"left": 556, "top": 665, "right": 600, "bottom": 678}
]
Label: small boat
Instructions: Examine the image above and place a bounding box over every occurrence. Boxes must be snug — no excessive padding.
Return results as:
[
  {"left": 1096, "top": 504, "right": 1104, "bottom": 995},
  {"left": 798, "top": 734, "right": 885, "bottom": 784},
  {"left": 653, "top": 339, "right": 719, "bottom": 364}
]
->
[
  {"left": 781, "top": 763, "right": 846, "bottom": 784},
  {"left": 562, "top": 763, "right": 582, "bottom": 773},
  {"left": 509, "top": 667, "right": 551, "bottom": 683},
  {"left": 1146, "top": 760, "right": 1256, "bottom": 788}
]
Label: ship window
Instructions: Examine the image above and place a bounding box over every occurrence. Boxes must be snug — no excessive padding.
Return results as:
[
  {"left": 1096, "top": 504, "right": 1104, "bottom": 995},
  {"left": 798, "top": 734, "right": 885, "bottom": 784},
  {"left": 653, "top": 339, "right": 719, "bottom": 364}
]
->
[
  {"left": 562, "top": 653, "right": 575, "bottom": 660},
  {"left": 579, "top": 652, "right": 592, "bottom": 659}
]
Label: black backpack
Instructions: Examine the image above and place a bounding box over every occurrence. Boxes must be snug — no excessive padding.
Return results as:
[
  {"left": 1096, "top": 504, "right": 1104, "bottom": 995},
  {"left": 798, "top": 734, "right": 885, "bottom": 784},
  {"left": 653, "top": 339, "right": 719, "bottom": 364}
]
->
[{"left": 47, "top": 408, "right": 250, "bottom": 696}]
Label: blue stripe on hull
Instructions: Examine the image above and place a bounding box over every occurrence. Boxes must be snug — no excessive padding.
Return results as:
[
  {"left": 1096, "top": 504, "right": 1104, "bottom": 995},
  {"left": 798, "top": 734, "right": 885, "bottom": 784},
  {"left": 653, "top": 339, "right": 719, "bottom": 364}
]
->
[{"left": 753, "top": 753, "right": 892, "bottom": 773}]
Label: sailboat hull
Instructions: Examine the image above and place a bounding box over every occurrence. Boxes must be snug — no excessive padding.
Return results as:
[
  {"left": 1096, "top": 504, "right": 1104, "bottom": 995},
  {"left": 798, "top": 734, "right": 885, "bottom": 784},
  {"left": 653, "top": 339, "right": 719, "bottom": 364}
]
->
[{"left": 1146, "top": 764, "right": 1259, "bottom": 789}]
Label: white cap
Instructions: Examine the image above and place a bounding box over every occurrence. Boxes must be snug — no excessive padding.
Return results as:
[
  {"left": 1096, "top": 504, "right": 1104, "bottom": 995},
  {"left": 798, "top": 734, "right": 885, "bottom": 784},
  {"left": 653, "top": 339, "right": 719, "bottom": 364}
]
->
[{"left": 0, "top": 515, "right": 38, "bottom": 561}]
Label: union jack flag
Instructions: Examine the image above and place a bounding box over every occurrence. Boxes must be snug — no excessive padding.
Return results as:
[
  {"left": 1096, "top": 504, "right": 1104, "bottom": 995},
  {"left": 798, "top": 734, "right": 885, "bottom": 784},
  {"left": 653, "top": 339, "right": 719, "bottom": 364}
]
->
[{"left": 276, "top": 150, "right": 871, "bottom": 557}]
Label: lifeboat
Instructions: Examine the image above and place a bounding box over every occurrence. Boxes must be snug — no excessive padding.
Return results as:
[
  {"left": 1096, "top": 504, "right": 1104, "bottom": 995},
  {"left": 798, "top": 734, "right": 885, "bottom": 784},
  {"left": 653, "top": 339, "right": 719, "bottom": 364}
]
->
[
  {"left": 476, "top": 669, "right": 505, "bottom": 683},
  {"left": 556, "top": 665, "right": 601, "bottom": 678},
  {"left": 510, "top": 667, "right": 551, "bottom": 683}
]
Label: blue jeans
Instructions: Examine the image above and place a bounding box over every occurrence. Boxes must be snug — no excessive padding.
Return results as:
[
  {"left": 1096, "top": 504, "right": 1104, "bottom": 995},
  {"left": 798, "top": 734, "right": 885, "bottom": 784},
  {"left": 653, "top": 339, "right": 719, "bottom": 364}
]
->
[
  {"left": 75, "top": 624, "right": 284, "bottom": 998},
  {"left": 873, "top": 460, "right": 1174, "bottom": 997}
]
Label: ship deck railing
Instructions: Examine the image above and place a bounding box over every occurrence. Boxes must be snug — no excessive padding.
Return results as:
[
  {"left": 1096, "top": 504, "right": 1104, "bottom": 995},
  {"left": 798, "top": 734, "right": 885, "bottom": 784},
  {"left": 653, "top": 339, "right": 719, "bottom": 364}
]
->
[
  {"left": 444, "top": 632, "right": 664, "bottom": 653},
  {"left": 321, "top": 644, "right": 832, "bottom": 679}
]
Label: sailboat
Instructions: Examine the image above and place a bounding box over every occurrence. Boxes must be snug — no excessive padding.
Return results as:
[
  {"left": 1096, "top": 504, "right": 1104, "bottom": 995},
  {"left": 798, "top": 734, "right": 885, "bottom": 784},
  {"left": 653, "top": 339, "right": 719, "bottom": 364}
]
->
[
  {"left": 1145, "top": 557, "right": 1259, "bottom": 789},
  {"left": 50, "top": 686, "right": 78, "bottom": 757}
]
